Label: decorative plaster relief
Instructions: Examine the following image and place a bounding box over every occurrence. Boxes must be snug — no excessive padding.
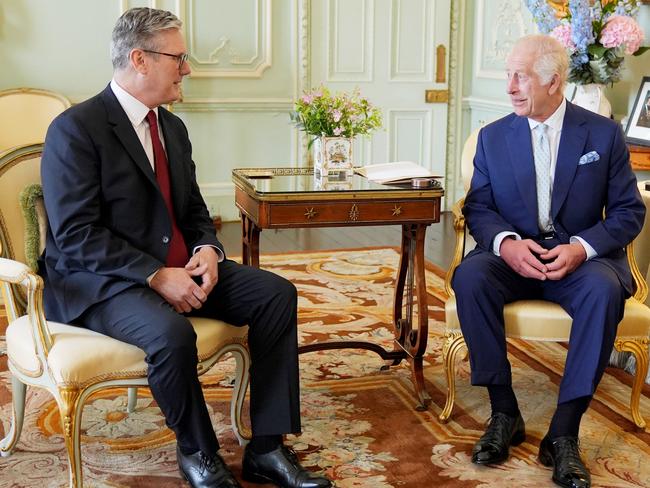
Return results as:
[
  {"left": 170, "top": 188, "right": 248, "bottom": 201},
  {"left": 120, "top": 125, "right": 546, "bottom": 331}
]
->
[
  {"left": 390, "top": 0, "right": 432, "bottom": 81},
  {"left": 474, "top": 0, "right": 534, "bottom": 80},
  {"left": 327, "top": 0, "right": 374, "bottom": 82},
  {"left": 179, "top": 0, "right": 272, "bottom": 78}
]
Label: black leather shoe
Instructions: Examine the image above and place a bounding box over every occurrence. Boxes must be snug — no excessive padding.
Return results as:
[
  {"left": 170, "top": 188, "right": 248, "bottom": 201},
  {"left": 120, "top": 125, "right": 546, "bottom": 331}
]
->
[
  {"left": 539, "top": 435, "right": 591, "bottom": 488},
  {"left": 471, "top": 412, "right": 526, "bottom": 465},
  {"left": 242, "top": 444, "right": 332, "bottom": 488},
  {"left": 177, "top": 445, "right": 242, "bottom": 488}
]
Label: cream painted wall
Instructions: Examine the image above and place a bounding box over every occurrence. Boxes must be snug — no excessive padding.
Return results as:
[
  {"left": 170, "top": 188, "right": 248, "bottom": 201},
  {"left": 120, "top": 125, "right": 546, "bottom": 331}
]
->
[{"left": 0, "top": 0, "right": 304, "bottom": 220}]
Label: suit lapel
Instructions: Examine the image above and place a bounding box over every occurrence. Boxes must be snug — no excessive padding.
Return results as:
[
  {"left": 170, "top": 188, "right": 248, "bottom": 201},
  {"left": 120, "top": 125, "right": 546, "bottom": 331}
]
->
[
  {"left": 551, "top": 102, "right": 587, "bottom": 218},
  {"left": 101, "top": 86, "right": 159, "bottom": 189},
  {"left": 159, "top": 108, "right": 187, "bottom": 217},
  {"left": 506, "top": 116, "right": 538, "bottom": 219}
]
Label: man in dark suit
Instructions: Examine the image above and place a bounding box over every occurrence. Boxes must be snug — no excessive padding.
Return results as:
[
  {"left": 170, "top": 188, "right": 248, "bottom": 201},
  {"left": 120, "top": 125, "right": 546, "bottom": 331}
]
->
[
  {"left": 40, "top": 7, "right": 331, "bottom": 488},
  {"left": 452, "top": 35, "right": 645, "bottom": 488}
]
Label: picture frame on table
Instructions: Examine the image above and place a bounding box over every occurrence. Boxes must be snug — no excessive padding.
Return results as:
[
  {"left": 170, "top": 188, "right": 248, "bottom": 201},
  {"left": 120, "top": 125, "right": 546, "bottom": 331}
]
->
[{"left": 625, "top": 76, "right": 650, "bottom": 147}]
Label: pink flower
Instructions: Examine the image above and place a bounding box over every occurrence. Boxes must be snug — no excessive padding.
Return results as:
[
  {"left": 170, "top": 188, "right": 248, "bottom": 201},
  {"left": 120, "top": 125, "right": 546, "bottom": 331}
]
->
[
  {"left": 301, "top": 94, "right": 313, "bottom": 104},
  {"left": 600, "top": 15, "right": 644, "bottom": 56},
  {"left": 550, "top": 23, "right": 576, "bottom": 52},
  {"left": 333, "top": 127, "right": 343, "bottom": 135},
  {"left": 332, "top": 110, "right": 342, "bottom": 122}
]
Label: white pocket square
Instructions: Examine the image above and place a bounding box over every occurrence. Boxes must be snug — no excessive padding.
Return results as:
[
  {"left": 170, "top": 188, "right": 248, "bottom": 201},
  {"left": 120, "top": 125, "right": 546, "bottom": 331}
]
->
[{"left": 578, "top": 151, "right": 599, "bottom": 165}]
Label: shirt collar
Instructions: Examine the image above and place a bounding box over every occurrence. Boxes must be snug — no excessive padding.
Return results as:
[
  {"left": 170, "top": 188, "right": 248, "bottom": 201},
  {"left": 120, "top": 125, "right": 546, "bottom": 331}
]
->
[
  {"left": 110, "top": 79, "right": 158, "bottom": 127},
  {"left": 527, "top": 97, "right": 566, "bottom": 132}
]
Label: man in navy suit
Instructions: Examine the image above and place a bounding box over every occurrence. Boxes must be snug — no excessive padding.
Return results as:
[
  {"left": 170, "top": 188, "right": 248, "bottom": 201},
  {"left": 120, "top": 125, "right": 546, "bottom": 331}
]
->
[
  {"left": 452, "top": 35, "right": 645, "bottom": 488},
  {"left": 40, "top": 7, "right": 331, "bottom": 488}
]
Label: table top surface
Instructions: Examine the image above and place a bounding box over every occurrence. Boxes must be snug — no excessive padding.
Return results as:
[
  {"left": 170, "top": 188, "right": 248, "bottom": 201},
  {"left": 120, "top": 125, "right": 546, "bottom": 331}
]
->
[{"left": 232, "top": 167, "right": 444, "bottom": 201}]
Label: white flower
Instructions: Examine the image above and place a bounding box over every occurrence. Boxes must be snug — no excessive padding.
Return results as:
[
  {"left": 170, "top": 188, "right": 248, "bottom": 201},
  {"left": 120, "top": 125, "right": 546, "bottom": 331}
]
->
[{"left": 81, "top": 396, "right": 164, "bottom": 438}]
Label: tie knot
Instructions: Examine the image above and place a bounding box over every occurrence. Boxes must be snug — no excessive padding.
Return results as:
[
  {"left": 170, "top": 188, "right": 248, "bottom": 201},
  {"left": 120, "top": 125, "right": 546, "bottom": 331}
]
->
[
  {"left": 536, "top": 123, "right": 548, "bottom": 136},
  {"left": 146, "top": 110, "right": 157, "bottom": 127}
]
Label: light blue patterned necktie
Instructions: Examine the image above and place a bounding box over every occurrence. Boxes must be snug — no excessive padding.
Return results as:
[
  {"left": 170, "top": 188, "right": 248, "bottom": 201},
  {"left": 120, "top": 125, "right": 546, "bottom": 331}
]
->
[{"left": 533, "top": 123, "right": 552, "bottom": 232}]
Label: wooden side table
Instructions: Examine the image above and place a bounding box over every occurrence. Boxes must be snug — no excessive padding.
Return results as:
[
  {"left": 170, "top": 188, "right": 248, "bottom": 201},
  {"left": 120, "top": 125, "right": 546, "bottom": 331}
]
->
[
  {"left": 232, "top": 167, "right": 444, "bottom": 410},
  {"left": 629, "top": 144, "right": 650, "bottom": 171}
]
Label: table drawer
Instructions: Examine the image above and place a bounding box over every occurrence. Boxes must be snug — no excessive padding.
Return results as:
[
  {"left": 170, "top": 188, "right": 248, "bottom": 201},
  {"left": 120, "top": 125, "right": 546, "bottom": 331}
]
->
[{"left": 268, "top": 199, "right": 438, "bottom": 226}]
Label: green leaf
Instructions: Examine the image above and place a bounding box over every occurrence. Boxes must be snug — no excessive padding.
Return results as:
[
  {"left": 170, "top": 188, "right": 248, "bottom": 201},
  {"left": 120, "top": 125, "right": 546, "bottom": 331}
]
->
[{"left": 633, "top": 46, "right": 650, "bottom": 56}]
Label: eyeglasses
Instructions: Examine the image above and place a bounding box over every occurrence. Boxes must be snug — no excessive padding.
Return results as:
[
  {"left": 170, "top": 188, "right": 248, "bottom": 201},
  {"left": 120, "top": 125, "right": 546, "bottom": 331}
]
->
[{"left": 141, "top": 49, "right": 189, "bottom": 69}]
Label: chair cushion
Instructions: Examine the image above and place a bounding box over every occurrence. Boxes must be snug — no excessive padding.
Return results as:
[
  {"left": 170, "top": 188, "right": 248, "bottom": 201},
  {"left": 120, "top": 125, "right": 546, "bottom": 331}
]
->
[
  {"left": 445, "top": 296, "right": 650, "bottom": 342},
  {"left": 7, "top": 315, "right": 247, "bottom": 388}
]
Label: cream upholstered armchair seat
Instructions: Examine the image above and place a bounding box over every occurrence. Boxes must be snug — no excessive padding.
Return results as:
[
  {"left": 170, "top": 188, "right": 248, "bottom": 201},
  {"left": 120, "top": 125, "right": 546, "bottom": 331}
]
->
[
  {"left": 439, "top": 129, "right": 650, "bottom": 429},
  {"left": 0, "top": 88, "right": 71, "bottom": 152},
  {"left": 0, "top": 144, "right": 251, "bottom": 488}
]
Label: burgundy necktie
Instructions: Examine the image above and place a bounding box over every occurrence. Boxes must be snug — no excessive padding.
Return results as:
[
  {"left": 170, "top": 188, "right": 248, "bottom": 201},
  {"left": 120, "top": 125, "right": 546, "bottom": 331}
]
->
[{"left": 146, "top": 110, "right": 189, "bottom": 267}]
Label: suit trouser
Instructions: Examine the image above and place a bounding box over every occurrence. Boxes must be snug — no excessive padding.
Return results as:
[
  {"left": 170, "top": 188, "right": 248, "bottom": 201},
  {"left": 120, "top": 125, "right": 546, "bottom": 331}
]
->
[
  {"left": 78, "top": 259, "right": 301, "bottom": 454},
  {"left": 451, "top": 249, "right": 626, "bottom": 404}
]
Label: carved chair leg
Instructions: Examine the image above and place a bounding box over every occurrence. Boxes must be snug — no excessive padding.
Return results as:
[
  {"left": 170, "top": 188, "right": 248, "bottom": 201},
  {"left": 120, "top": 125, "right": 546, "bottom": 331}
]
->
[
  {"left": 0, "top": 375, "right": 27, "bottom": 456},
  {"left": 231, "top": 345, "right": 251, "bottom": 445},
  {"left": 127, "top": 387, "right": 138, "bottom": 413},
  {"left": 57, "top": 386, "right": 83, "bottom": 488},
  {"left": 438, "top": 332, "right": 468, "bottom": 423},
  {"left": 615, "top": 338, "right": 649, "bottom": 429}
]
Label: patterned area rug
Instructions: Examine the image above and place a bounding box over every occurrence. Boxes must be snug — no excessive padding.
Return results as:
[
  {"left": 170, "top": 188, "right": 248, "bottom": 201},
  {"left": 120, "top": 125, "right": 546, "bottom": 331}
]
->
[{"left": 1, "top": 247, "right": 649, "bottom": 487}]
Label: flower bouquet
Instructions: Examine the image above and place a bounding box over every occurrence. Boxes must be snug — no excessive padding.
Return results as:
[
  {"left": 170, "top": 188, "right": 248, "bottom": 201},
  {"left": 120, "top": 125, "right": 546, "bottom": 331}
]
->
[
  {"left": 525, "top": 0, "right": 648, "bottom": 86},
  {"left": 290, "top": 86, "right": 382, "bottom": 177},
  {"left": 291, "top": 86, "right": 382, "bottom": 139}
]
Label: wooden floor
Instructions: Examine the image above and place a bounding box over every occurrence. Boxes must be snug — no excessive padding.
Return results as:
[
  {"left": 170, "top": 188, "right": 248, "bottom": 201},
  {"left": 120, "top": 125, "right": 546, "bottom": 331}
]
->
[{"left": 217, "top": 211, "right": 455, "bottom": 271}]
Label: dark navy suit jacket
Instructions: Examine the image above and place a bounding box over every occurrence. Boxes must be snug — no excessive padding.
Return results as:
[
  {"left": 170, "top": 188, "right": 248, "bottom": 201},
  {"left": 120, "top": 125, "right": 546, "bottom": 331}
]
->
[
  {"left": 463, "top": 101, "right": 645, "bottom": 294},
  {"left": 40, "top": 85, "right": 223, "bottom": 323}
]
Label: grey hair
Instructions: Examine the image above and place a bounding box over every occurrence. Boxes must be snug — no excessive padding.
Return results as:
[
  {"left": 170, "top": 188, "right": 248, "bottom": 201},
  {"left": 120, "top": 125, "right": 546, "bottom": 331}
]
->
[
  {"left": 513, "top": 35, "right": 568, "bottom": 90},
  {"left": 110, "top": 7, "right": 182, "bottom": 70}
]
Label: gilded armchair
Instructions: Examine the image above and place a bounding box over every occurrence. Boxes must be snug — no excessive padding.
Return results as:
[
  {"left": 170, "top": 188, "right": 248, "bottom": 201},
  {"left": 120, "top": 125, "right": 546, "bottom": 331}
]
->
[
  {"left": 0, "top": 88, "right": 71, "bottom": 152},
  {"left": 439, "top": 130, "right": 650, "bottom": 429},
  {"left": 0, "top": 143, "right": 251, "bottom": 487}
]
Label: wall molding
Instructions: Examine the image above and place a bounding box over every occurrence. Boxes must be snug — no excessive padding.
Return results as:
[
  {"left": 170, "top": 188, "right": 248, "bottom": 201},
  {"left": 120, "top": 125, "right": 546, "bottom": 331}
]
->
[
  {"left": 327, "top": 0, "right": 374, "bottom": 82},
  {"left": 172, "top": 98, "right": 293, "bottom": 112},
  {"left": 180, "top": 0, "right": 272, "bottom": 78},
  {"left": 445, "top": 0, "right": 464, "bottom": 208},
  {"left": 389, "top": 0, "right": 432, "bottom": 82},
  {"left": 462, "top": 96, "right": 512, "bottom": 112}
]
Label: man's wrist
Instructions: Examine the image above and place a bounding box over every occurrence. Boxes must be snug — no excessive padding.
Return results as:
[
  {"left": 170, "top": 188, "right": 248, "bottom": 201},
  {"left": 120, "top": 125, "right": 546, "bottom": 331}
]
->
[{"left": 146, "top": 267, "right": 163, "bottom": 286}]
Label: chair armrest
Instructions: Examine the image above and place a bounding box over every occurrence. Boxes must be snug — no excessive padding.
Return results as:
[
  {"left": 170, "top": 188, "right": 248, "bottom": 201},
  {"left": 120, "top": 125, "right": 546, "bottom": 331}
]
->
[
  {"left": 444, "top": 198, "right": 466, "bottom": 297},
  {"left": 0, "top": 256, "right": 53, "bottom": 353},
  {"left": 626, "top": 242, "right": 649, "bottom": 303},
  {"left": 0, "top": 257, "right": 32, "bottom": 284}
]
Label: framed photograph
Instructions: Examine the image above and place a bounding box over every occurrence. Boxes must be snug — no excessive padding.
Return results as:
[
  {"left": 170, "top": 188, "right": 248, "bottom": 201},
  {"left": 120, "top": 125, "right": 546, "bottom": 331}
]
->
[{"left": 625, "top": 76, "right": 650, "bottom": 147}]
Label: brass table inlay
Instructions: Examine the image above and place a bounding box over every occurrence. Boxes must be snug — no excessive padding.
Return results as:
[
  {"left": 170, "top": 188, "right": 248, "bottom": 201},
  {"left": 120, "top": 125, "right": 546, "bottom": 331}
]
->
[
  {"left": 392, "top": 204, "right": 402, "bottom": 216},
  {"left": 304, "top": 207, "right": 317, "bottom": 219},
  {"left": 349, "top": 204, "right": 359, "bottom": 221}
]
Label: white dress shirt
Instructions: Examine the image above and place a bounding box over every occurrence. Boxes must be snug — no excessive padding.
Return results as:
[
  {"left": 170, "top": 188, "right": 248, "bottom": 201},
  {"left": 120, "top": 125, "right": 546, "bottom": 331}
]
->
[{"left": 492, "top": 98, "right": 596, "bottom": 259}]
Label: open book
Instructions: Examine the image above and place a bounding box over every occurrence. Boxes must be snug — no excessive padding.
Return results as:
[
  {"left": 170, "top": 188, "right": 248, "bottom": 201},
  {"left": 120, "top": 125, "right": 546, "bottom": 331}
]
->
[{"left": 355, "top": 161, "right": 441, "bottom": 184}]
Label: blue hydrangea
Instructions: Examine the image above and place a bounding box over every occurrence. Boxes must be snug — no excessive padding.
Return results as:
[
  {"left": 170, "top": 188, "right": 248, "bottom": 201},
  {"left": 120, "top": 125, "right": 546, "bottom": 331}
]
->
[
  {"left": 570, "top": 0, "right": 595, "bottom": 57},
  {"left": 524, "top": 0, "right": 560, "bottom": 33}
]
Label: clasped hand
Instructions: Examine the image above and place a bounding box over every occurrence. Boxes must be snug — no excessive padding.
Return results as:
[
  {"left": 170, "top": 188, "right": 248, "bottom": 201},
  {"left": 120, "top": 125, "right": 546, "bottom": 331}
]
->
[
  {"left": 499, "top": 238, "right": 586, "bottom": 280},
  {"left": 149, "top": 246, "right": 219, "bottom": 313}
]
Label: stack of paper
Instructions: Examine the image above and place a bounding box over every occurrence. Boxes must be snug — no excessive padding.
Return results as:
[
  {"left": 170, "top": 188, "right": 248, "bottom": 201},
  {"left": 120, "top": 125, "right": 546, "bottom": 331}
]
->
[{"left": 355, "top": 161, "right": 440, "bottom": 184}]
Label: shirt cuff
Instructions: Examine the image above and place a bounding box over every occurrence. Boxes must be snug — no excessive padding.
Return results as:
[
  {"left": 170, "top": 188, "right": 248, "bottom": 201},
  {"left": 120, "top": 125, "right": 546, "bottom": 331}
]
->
[
  {"left": 570, "top": 236, "right": 597, "bottom": 260},
  {"left": 146, "top": 268, "right": 162, "bottom": 286},
  {"left": 193, "top": 244, "right": 225, "bottom": 262},
  {"left": 493, "top": 231, "right": 521, "bottom": 256}
]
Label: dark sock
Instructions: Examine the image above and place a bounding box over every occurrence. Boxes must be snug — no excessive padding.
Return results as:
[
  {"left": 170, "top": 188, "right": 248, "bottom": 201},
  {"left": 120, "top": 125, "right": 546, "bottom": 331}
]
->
[
  {"left": 548, "top": 395, "right": 592, "bottom": 439},
  {"left": 487, "top": 385, "right": 520, "bottom": 417},
  {"left": 250, "top": 435, "right": 283, "bottom": 454}
]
